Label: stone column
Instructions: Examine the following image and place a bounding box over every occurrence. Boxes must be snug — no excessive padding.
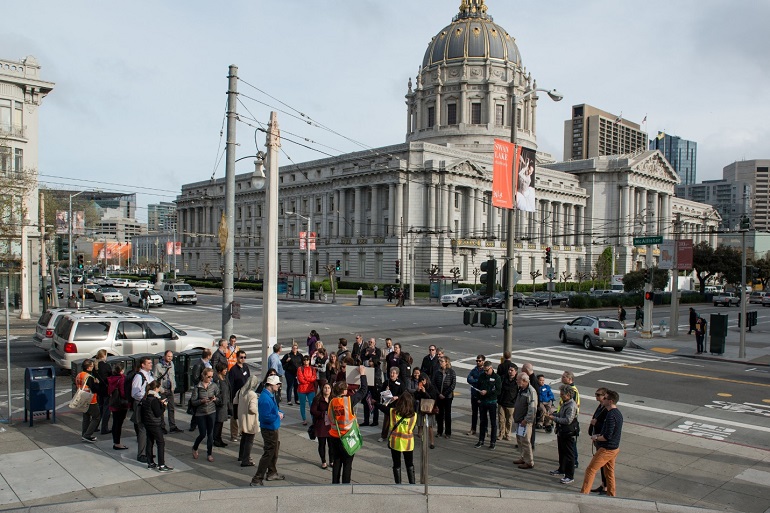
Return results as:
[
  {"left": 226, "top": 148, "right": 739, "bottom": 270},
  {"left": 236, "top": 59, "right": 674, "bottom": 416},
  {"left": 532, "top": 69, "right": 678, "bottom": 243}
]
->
[
  {"left": 553, "top": 202, "right": 562, "bottom": 246},
  {"left": 443, "top": 184, "right": 451, "bottom": 235},
  {"left": 621, "top": 185, "right": 630, "bottom": 245},
  {"left": 388, "top": 183, "right": 396, "bottom": 236},
  {"left": 434, "top": 182, "right": 442, "bottom": 230},
  {"left": 395, "top": 182, "right": 404, "bottom": 237},
  {"left": 648, "top": 191, "right": 658, "bottom": 235},
  {"left": 435, "top": 88, "right": 442, "bottom": 130},
  {"left": 354, "top": 186, "right": 363, "bottom": 237},
  {"left": 474, "top": 188, "right": 482, "bottom": 237},
  {"left": 574, "top": 205, "right": 581, "bottom": 246},
  {"left": 447, "top": 184, "right": 455, "bottom": 236},
  {"left": 425, "top": 182, "right": 434, "bottom": 231},
  {"left": 562, "top": 203, "right": 571, "bottom": 247},
  {"left": 639, "top": 189, "right": 648, "bottom": 235},
  {"left": 370, "top": 185, "right": 379, "bottom": 237}
]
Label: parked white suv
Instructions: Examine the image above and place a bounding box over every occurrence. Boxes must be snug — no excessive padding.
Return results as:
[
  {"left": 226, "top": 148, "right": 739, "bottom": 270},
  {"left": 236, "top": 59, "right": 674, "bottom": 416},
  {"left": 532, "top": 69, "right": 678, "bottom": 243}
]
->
[
  {"left": 440, "top": 288, "right": 474, "bottom": 307},
  {"left": 34, "top": 307, "right": 109, "bottom": 351},
  {"left": 49, "top": 311, "right": 212, "bottom": 369},
  {"left": 159, "top": 282, "right": 197, "bottom": 305}
]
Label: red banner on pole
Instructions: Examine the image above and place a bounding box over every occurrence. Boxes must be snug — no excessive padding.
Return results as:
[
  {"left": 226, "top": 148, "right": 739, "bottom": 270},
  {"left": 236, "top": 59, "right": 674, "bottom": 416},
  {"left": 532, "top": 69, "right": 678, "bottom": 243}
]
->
[
  {"left": 677, "top": 239, "right": 693, "bottom": 270},
  {"left": 492, "top": 139, "right": 517, "bottom": 209}
]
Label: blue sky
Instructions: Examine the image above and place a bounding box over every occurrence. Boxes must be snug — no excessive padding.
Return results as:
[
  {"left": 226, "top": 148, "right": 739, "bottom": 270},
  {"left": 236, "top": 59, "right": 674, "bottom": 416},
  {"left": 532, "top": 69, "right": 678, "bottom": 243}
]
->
[{"left": 4, "top": 0, "right": 768, "bottom": 221}]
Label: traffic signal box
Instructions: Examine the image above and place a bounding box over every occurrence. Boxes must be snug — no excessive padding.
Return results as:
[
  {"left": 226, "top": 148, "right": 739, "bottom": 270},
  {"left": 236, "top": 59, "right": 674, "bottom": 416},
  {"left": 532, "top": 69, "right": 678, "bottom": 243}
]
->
[{"left": 480, "top": 259, "right": 496, "bottom": 297}]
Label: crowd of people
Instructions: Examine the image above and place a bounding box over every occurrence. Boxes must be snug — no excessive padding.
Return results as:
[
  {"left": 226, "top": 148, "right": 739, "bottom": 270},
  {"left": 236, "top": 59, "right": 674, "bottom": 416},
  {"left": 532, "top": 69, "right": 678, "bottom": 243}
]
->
[{"left": 73, "top": 333, "right": 624, "bottom": 496}]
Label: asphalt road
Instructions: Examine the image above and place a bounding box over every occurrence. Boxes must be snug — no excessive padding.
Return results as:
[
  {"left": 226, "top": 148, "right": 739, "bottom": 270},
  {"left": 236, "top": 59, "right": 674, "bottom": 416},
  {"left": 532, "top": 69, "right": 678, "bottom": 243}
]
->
[{"left": 4, "top": 292, "right": 769, "bottom": 452}]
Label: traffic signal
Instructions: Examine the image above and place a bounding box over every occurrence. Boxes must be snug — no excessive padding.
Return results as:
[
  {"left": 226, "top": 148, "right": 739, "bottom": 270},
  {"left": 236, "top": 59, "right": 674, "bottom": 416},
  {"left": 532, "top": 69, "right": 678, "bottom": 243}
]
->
[
  {"left": 395, "top": 259, "right": 400, "bottom": 275},
  {"left": 545, "top": 247, "right": 552, "bottom": 264},
  {"left": 335, "top": 259, "right": 341, "bottom": 272},
  {"left": 501, "top": 262, "right": 509, "bottom": 291},
  {"left": 644, "top": 291, "right": 654, "bottom": 301},
  {"left": 77, "top": 254, "right": 84, "bottom": 269},
  {"left": 480, "top": 259, "right": 497, "bottom": 297}
]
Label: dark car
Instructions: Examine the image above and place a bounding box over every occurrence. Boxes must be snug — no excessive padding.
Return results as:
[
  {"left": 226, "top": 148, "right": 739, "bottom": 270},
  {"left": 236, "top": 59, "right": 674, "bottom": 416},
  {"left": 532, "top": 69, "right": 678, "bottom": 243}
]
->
[
  {"left": 523, "top": 291, "right": 565, "bottom": 306},
  {"left": 485, "top": 291, "right": 524, "bottom": 308},
  {"left": 460, "top": 292, "right": 487, "bottom": 307}
]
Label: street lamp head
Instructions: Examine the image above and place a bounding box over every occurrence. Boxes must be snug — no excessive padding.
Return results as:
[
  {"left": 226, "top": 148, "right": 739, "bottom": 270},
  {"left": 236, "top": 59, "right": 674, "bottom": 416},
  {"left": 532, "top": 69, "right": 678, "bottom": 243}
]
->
[
  {"left": 252, "top": 159, "right": 266, "bottom": 190},
  {"left": 546, "top": 89, "right": 564, "bottom": 102}
]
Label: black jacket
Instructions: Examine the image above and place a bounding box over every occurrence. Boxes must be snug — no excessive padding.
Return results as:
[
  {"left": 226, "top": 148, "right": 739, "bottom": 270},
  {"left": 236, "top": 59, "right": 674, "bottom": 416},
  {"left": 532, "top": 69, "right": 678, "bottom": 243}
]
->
[
  {"left": 420, "top": 354, "right": 440, "bottom": 378},
  {"left": 227, "top": 363, "right": 251, "bottom": 400},
  {"left": 141, "top": 393, "right": 165, "bottom": 427},
  {"left": 281, "top": 351, "right": 303, "bottom": 374},
  {"left": 498, "top": 374, "right": 518, "bottom": 408}
]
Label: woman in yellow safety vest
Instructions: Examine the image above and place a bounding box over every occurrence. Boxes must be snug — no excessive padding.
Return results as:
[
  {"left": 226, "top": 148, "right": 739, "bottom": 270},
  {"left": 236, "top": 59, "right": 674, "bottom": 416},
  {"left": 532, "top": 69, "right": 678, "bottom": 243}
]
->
[
  {"left": 328, "top": 368, "right": 368, "bottom": 484},
  {"left": 380, "top": 391, "right": 417, "bottom": 484}
]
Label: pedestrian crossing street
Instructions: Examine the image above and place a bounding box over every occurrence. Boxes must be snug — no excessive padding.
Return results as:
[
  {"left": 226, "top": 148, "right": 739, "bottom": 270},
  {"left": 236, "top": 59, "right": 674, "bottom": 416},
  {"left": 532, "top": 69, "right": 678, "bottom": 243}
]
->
[
  {"left": 451, "top": 345, "right": 676, "bottom": 385},
  {"left": 174, "top": 324, "right": 265, "bottom": 366}
]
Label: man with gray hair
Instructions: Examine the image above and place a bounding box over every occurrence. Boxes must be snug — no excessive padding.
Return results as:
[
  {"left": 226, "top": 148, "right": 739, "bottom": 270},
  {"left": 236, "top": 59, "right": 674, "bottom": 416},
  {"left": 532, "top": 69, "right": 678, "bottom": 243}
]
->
[
  {"left": 512, "top": 372, "right": 537, "bottom": 469},
  {"left": 211, "top": 338, "right": 229, "bottom": 380},
  {"left": 267, "top": 344, "right": 284, "bottom": 377}
]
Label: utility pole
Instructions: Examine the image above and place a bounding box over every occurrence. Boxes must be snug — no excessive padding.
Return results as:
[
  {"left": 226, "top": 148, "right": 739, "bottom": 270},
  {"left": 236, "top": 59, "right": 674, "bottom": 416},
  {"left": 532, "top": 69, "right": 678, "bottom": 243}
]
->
[
  {"left": 222, "top": 64, "right": 237, "bottom": 339},
  {"left": 739, "top": 216, "right": 749, "bottom": 358},
  {"left": 670, "top": 214, "right": 681, "bottom": 336},
  {"left": 40, "top": 190, "right": 48, "bottom": 313},
  {"left": 261, "top": 112, "right": 281, "bottom": 377}
]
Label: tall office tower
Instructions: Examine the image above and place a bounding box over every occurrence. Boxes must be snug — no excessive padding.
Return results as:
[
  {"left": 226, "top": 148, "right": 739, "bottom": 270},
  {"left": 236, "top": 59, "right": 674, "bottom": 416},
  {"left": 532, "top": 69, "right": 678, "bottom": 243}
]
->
[
  {"left": 650, "top": 133, "right": 697, "bottom": 185},
  {"left": 563, "top": 104, "right": 647, "bottom": 161}
]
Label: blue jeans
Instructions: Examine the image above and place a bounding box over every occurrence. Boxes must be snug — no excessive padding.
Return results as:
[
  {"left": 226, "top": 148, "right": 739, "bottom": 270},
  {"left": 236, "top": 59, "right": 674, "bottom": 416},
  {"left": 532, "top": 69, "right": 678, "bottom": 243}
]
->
[
  {"left": 194, "top": 413, "right": 215, "bottom": 456},
  {"left": 298, "top": 392, "right": 315, "bottom": 421}
]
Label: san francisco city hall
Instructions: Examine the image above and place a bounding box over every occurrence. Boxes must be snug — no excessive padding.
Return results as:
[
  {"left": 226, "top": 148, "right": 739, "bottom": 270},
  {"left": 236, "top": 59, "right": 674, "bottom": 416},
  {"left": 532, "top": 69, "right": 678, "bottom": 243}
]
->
[{"left": 175, "top": 1, "right": 719, "bottom": 287}]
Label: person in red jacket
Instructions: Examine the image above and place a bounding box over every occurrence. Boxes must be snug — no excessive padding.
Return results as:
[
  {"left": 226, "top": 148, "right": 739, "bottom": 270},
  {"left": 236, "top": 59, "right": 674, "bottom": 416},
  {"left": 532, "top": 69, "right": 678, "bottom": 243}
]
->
[{"left": 296, "top": 355, "right": 317, "bottom": 425}]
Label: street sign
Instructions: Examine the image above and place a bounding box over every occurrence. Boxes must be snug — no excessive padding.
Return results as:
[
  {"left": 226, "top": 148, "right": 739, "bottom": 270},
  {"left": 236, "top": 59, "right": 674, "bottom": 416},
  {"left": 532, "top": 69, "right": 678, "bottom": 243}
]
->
[{"left": 633, "top": 236, "right": 662, "bottom": 246}]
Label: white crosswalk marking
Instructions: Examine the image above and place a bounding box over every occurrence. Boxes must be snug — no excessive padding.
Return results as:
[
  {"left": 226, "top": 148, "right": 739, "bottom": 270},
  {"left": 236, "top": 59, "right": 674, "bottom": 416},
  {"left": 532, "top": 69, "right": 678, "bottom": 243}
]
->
[{"left": 452, "top": 345, "right": 676, "bottom": 383}]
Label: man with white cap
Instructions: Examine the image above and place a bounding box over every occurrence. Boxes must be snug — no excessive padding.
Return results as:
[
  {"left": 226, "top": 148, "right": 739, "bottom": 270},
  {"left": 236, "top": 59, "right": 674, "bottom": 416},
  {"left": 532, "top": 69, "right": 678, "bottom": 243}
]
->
[{"left": 251, "top": 375, "right": 285, "bottom": 486}]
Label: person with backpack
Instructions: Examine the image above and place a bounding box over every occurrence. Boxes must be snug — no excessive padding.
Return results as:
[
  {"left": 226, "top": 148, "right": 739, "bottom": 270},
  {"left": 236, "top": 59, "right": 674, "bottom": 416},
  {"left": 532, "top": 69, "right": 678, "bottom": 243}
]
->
[
  {"left": 129, "top": 356, "right": 153, "bottom": 463},
  {"left": 328, "top": 368, "right": 368, "bottom": 484},
  {"left": 695, "top": 315, "right": 707, "bottom": 354},
  {"left": 107, "top": 362, "right": 129, "bottom": 450},
  {"left": 153, "top": 350, "right": 180, "bottom": 434},
  {"left": 141, "top": 380, "right": 173, "bottom": 472}
]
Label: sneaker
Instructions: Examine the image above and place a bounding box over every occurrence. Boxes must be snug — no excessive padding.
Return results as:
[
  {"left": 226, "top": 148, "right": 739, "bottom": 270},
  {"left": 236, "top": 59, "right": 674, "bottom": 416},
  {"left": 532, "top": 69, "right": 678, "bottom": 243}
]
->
[
  {"left": 466, "top": 430, "right": 476, "bottom": 436},
  {"left": 157, "top": 465, "right": 174, "bottom": 472},
  {"left": 488, "top": 444, "right": 496, "bottom": 450},
  {"left": 147, "top": 462, "right": 157, "bottom": 470},
  {"left": 170, "top": 427, "right": 184, "bottom": 434},
  {"left": 286, "top": 402, "right": 293, "bottom": 406},
  {"left": 265, "top": 472, "right": 285, "bottom": 481},
  {"left": 250, "top": 478, "right": 264, "bottom": 487},
  {"left": 81, "top": 436, "right": 97, "bottom": 443},
  {"left": 377, "top": 437, "right": 385, "bottom": 443},
  {"left": 474, "top": 441, "right": 484, "bottom": 448},
  {"left": 549, "top": 469, "right": 564, "bottom": 476},
  {"left": 560, "top": 477, "right": 574, "bottom": 484}
]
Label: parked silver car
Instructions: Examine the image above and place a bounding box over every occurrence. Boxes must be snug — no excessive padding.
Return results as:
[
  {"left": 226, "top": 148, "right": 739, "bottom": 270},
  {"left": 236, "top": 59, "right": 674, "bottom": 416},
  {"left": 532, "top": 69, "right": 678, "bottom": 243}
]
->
[{"left": 559, "top": 315, "right": 627, "bottom": 352}]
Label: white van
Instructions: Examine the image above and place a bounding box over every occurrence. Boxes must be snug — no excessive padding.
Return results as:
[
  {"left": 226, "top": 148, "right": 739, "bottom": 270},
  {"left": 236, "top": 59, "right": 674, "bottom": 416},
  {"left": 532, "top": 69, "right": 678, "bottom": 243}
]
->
[{"left": 159, "top": 282, "right": 197, "bottom": 305}]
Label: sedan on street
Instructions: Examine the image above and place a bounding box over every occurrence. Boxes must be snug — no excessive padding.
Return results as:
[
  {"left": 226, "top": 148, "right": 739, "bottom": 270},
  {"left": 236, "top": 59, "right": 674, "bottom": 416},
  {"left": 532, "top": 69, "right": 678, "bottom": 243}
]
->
[
  {"left": 93, "top": 287, "right": 124, "bottom": 303},
  {"left": 559, "top": 315, "right": 627, "bottom": 352},
  {"left": 126, "top": 288, "right": 164, "bottom": 308}
]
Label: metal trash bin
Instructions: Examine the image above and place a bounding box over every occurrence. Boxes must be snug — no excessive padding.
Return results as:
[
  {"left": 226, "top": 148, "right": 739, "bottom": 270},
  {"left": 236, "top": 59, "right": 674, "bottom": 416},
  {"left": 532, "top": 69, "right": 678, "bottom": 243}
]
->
[
  {"left": 177, "top": 348, "right": 204, "bottom": 404},
  {"left": 463, "top": 309, "right": 478, "bottom": 326},
  {"left": 709, "top": 313, "right": 728, "bottom": 355},
  {"left": 24, "top": 366, "right": 56, "bottom": 427},
  {"left": 480, "top": 309, "right": 497, "bottom": 328}
]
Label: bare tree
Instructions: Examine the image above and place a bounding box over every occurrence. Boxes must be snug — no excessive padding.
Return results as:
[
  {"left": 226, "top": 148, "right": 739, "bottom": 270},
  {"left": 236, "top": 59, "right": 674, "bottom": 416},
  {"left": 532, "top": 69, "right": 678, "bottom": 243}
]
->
[
  {"left": 529, "top": 269, "right": 542, "bottom": 293},
  {"left": 575, "top": 271, "right": 590, "bottom": 292}
]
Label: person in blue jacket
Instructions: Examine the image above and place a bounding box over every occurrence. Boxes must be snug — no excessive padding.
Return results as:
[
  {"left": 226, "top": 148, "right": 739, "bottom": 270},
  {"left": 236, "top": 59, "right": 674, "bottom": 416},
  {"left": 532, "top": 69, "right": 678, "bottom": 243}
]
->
[
  {"left": 250, "top": 375, "right": 285, "bottom": 486},
  {"left": 537, "top": 374, "right": 555, "bottom": 432}
]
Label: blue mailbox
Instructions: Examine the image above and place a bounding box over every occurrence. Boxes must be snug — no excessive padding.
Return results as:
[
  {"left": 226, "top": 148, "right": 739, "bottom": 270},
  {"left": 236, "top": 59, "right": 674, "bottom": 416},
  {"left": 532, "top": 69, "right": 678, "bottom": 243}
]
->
[{"left": 24, "top": 366, "right": 57, "bottom": 427}]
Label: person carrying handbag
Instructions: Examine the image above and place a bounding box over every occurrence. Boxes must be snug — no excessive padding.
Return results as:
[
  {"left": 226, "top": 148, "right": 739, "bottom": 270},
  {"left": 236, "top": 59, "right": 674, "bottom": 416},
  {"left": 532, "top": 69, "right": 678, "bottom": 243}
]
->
[
  {"left": 328, "top": 368, "right": 368, "bottom": 484},
  {"left": 75, "top": 359, "right": 100, "bottom": 443},
  {"left": 548, "top": 385, "right": 579, "bottom": 484}
]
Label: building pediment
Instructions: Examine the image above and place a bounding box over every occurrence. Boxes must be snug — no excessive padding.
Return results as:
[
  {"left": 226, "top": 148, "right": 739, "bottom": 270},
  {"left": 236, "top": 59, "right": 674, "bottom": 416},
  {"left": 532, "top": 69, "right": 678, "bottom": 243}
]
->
[
  {"left": 447, "top": 159, "right": 487, "bottom": 177},
  {"left": 630, "top": 151, "right": 680, "bottom": 184}
]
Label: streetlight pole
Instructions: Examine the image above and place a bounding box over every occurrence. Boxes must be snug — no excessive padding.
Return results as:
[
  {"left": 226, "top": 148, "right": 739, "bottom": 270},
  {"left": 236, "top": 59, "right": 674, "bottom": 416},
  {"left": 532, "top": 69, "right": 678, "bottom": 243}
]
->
[
  {"left": 222, "top": 64, "right": 238, "bottom": 339},
  {"left": 287, "top": 211, "right": 312, "bottom": 300},
  {"left": 503, "top": 87, "right": 562, "bottom": 355},
  {"left": 67, "top": 190, "right": 86, "bottom": 297},
  {"left": 262, "top": 112, "right": 281, "bottom": 377}
]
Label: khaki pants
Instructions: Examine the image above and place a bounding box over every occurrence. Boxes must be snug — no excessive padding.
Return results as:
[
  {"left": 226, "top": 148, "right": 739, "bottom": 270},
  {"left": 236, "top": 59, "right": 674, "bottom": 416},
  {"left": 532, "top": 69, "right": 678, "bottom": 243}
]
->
[
  {"left": 516, "top": 423, "right": 534, "bottom": 466},
  {"left": 580, "top": 447, "right": 619, "bottom": 496},
  {"left": 230, "top": 404, "right": 239, "bottom": 439},
  {"left": 497, "top": 405, "right": 514, "bottom": 439}
]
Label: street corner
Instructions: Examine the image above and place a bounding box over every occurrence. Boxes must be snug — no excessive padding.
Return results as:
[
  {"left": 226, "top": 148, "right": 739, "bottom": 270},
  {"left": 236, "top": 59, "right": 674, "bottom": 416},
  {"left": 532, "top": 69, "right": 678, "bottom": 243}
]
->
[{"left": 649, "top": 347, "right": 679, "bottom": 354}]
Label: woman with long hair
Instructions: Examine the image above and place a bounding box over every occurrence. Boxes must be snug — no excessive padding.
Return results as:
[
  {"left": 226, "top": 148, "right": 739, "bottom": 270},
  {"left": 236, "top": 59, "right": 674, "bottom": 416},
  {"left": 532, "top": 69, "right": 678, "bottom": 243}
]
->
[
  {"left": 296, "top": 355, "right": 318, "bottom": 425},
  {"left": 310, "top": 382, "right": 333, "bottom": 469},
  {"left": 142, "top": 380, "right": 173, "bottom": 472},
  {"left": 190, "top": 367, "right": 220, "bottom": 462},
  {"left": 432, "top": 356, "right": 456, "bottom": 439},
  {"left": 326, "top": 352, "right": 340, "bottom": 384},
  {"left": 381, "top": 391, "right": 417, "bottom": 483},
  {"left": 95, "top": 349, "right": 111, "bottom": 435},
  {"left": 415, "top": 373, "right": 438, "bottom": 449},
  {"left": 107, "top": 362, "right": 129, "bottom": 450},
  {"left": 313, "top": 346, "right": 328, "bottom": 391},
  {"left": 237, "top": 375, "right": 262, "bottom": 467},
  {"left": 76, "top": 359, "right": 100, "bottom": 443},
  {"left": 328, "top": 369, "right": 368, "bottom": 484}
]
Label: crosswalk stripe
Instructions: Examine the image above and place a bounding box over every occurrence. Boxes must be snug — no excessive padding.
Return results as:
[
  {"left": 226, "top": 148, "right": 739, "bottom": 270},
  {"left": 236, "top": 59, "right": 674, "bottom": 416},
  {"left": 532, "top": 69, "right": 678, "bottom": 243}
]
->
[{"left": 522, "top": 347, "right": 655, "bottom": 365}]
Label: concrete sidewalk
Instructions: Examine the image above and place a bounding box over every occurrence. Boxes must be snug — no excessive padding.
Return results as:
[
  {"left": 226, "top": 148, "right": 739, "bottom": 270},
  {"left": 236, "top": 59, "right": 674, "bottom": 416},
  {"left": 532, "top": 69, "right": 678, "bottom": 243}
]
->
[{"left": 1, "top": 391, "right": 769, "bottom": 512}]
